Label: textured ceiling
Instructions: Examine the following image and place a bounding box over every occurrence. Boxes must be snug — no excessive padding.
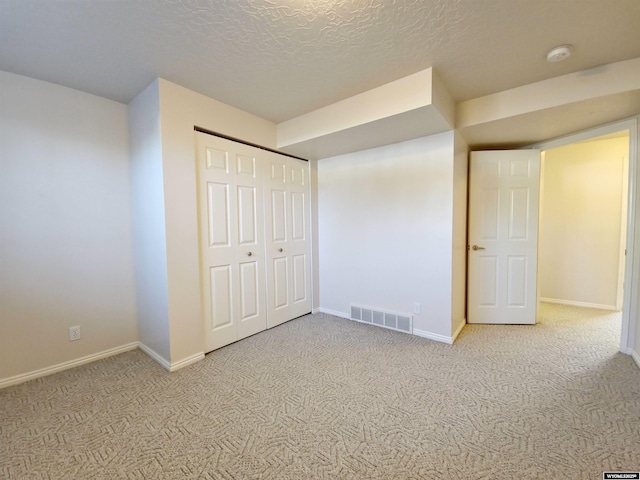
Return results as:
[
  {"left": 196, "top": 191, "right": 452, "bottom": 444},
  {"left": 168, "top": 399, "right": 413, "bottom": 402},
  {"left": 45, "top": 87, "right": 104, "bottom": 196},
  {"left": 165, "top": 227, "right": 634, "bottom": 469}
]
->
[{"left": 1, "top": 0, "right": 640, "bottom": 123}]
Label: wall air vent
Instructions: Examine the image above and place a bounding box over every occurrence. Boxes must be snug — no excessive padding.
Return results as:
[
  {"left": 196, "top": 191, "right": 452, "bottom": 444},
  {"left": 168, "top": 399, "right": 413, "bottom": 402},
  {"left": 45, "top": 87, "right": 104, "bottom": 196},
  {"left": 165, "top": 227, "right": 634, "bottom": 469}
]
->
[{"left": 350, "top": 304, "right": 413, "bottom": 334}]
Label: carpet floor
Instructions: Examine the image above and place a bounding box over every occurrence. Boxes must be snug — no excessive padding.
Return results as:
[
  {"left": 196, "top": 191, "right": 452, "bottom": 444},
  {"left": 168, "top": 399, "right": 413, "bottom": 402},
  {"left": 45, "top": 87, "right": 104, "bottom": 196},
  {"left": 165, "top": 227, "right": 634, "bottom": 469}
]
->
[{"left": 1, "top": 303, "right": 639, "bottom": 479}]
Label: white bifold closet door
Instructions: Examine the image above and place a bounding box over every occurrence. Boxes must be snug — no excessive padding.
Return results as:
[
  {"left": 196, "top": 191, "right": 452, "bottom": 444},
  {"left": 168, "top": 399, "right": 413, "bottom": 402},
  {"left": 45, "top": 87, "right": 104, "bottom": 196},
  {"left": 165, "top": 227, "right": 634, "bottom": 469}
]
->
[
  {"left": 264, "top": 151, "right": 312, "bottom": 327},
  {"left": 195, "top": 132, "right": 311, "bottom": 353}
]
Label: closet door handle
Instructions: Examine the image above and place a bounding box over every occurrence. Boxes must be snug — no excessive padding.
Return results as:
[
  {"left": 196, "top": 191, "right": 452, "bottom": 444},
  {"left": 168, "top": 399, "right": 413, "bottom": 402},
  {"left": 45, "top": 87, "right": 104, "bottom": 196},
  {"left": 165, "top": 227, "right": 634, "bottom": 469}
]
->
[
  {"left": 279, "top": 248, "right": 284, "bottom": 252},
  {"left": 247, "top": 251, "right": 253, "bottom": 257}
]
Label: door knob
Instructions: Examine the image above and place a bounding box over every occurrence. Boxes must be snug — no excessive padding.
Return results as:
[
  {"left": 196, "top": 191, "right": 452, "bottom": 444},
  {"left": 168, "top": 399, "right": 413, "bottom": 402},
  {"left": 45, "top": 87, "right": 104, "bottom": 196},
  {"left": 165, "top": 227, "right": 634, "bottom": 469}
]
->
[
  {"left": 471, "top": 245, "right": 485, "bottom": 251},
  {"left": 279, "top": 248, "right": 284, "bottom": 252},
  {"left": 247, "top": 251, "right": 253, "bottom": 256}
]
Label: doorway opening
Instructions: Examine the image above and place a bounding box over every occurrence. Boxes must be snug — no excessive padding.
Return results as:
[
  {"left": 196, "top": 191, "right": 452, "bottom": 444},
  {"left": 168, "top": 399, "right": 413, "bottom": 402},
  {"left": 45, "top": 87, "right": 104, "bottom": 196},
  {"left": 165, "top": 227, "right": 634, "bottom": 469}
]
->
[
  {"left": 539, "top": 130, "right": 630, "bottom": 310},
  {"left": 531, "top": 119, "right": 637, "bottom": 353}
]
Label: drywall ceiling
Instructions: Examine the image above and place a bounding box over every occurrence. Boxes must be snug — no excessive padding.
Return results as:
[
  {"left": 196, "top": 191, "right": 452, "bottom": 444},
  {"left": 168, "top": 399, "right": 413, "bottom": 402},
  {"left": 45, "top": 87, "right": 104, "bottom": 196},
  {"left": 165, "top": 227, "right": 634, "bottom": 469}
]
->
[{"left": 2, "top": 0, "right": 639, "bottom": 128}]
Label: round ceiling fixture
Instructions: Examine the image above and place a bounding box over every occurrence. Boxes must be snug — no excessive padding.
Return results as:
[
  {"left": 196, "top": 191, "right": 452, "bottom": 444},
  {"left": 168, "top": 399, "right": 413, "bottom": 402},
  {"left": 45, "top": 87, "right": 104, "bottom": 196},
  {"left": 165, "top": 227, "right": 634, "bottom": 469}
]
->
[{"left": 546, "top": 45, "right": 573, "bottom": 63}]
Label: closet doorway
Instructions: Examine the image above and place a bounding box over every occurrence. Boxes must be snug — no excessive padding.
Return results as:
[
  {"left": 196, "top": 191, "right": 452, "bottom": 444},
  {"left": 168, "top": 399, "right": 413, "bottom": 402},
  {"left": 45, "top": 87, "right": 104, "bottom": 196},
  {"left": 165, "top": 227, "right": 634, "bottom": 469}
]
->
[{"left": 195, "top": 131, "right": 312, "bottom": 352}]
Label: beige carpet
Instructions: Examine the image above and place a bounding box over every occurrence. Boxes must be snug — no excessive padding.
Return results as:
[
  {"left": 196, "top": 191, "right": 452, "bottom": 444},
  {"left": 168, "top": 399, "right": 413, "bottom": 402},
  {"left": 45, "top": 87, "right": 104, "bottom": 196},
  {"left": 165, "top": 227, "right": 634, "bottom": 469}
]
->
[{"left": 2, "top": 303, "right": 639, "bottom": 479}]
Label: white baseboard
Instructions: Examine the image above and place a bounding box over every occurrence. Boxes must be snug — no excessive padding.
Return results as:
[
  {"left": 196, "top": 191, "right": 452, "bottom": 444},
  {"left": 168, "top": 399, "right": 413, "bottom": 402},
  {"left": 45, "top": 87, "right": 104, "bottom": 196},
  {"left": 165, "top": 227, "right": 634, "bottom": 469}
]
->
[
  {"left": 321, "top": 308, "right": 459, "bottom": 345},
  {"left": 413, "top": 328, "right": 455, "bottom": 345},
  {"left": 0, "top": 341, "right": 206, "bottom": 389},
  {"left": 137, "top": 343, "right": 204, "bottom": 372},
  {"left": 318, "top": 307, "right": 351, "bottom": 320},
  {"left": 0, "top": 342, "right": 139, "bottom": 389},
  {"left": 451, "top": 319, "right": 466, "bottom": 343},
  {"left": 169, "top": 352, "right": 205, "bottom": 372},
  {"left": 540, "top": 297, "right": 617, "bottom": 311},
  {"left": 137, "top": 342, "right": 171, "bottom": 370},
  {"left": 312, "top": 307, "right": 320, "bottom": 314},
  {"left": 632, "top": 350, "right": 640, "bottom": 370}
]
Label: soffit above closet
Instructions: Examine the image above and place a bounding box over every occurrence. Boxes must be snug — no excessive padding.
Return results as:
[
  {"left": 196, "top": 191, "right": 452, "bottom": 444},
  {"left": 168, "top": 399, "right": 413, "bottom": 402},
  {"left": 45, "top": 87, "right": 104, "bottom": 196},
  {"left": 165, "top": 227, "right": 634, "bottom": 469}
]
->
[{"left": 276, "top": 68, "right": 455, "bottom": 159}]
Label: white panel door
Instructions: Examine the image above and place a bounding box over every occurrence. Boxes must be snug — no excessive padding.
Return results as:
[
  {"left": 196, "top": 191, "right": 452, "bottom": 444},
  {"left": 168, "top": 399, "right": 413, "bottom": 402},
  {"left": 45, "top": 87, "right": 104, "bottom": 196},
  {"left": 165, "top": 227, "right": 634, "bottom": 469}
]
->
[
  {"left": 264, "top": 152, "right": 312, "bottom": 327},
  {"left": 288, "top": 158, "right": 312, "bottom": 319},
  {"left": 196, "top": 132, "right": 267, "bottom": 352},
  {"left": 468, "top": 150, "right": 540, "bottom": 324}
]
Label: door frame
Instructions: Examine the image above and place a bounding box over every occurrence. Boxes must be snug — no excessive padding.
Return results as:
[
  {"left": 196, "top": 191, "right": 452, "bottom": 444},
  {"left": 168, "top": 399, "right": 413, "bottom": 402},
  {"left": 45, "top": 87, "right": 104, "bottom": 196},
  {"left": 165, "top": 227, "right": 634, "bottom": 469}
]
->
[{"left": 528, "top": 117, "right": 639, "bottom": 354}]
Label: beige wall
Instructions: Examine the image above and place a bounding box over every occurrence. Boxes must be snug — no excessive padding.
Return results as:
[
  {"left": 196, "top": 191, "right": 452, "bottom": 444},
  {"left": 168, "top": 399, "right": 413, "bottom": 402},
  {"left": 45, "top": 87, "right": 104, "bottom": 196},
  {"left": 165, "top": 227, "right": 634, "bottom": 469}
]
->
[
  {"left": 318, "top": 133, "right": 458, "bottom": 340},
  {"left": 3, "top": 70, "right": 638, "bottom": 384},
  {"left": 0, "top": 71, "right": 137, "bottom": 382},
  {"left": 130, "top": 78, "right": 318, "bottom": 370},
  {"left": 634, "top": 120, "right": 640, "bottom": 363},
  {"left": 539, "top": 136, "right": 629, "bottom": 309},
  {"left": 451, "top": 132, "right": 469, "bottom": 336},
  {"left": 155, "top": 80, "right": 278, "bottom": 368}
]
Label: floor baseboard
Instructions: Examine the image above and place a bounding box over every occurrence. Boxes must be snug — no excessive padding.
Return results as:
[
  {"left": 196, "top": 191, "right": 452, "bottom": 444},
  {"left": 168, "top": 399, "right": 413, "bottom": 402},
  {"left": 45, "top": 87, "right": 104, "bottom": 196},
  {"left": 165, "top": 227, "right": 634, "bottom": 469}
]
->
[
  {"left": 632, "top": 350, "right": 640, "bottom": 370},
  {"left": 137, "top": 343, "right": 204, "bottom": 372},
  {"left": 0, "top": 342, "right": 139, "bottom": 389},
  {"left": 318, "top": 307, "right": 351, "bottom": 320},
  {"left": 413, "top": 328, "right": 455, "bottom": 345},
  {"left": 451, "top": 319, "right": 466, "bottom": 343},
  {"left": 540, "top": 297, "right": 617, "bottom": 311},
  {"left": 137, "top": 342, "right": 171, "bottom": 371},
  {"left": 320, "top": 308, "right": 457, "bottom": 345},
  {"left": 169, "top": 352, "right": 205, "bottom": 372}
]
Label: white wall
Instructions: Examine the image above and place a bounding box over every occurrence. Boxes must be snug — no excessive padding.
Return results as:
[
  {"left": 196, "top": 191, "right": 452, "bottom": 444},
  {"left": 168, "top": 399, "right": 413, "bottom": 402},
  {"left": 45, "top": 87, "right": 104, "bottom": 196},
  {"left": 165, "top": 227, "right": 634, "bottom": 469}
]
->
[
  {"left": 127, "top": 79, "right": 280, "bottom": 369},
  {"left": 128, "top": 80, "right": 170, "bottom": 361},
  {"left": 451, "top": 132, "right": 468, "bottom": 336},
  {"left": 318, "top": 133, "right": 457, "bottom": 338},
  {"left": 539, "top": 136, "right": 629, "bottom": 309},
  {"left": 159, "top": 79, "right": 278, "bottom": 366},
  {"left": 633, "top": 119, "right": 640, "bottom": 365},
  {"left": 0, "top": 71, "right": 137, "bottom": 382}
]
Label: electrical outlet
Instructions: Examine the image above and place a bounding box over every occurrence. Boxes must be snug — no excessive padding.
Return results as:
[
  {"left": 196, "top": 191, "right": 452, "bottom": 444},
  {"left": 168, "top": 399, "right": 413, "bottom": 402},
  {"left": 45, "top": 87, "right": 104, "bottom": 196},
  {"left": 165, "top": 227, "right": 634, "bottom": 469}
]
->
[
  {"left": 69, "top": 326, "right": 81, "bottom": 341},
  {"left": 413, "top": 303, "right": 421, "bottom": 314}
]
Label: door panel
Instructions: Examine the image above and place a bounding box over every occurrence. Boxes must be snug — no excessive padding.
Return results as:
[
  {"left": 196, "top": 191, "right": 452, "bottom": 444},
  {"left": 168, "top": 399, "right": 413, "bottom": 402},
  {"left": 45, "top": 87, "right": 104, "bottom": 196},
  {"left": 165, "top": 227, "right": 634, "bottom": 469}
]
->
[
  {"left": 265, "top": 152, "right": 312, "bottom": 326},
  {"left": 479, "top": 188, "right": 500, "bottom": 239},
  {"left": 291, "top": 192, "right": 306, "bottom": 241},
  {"left": 510, "top": 156, "right": 531, "bottom": 177},
  {"left": 208, "top": 182, "right": 231, "bottom": 247},
  {"left": 265, "top": 154, "right": 291, "bottom": 327},
  {"left": 210, "top": 265, "right": 233, "bottom": 329},
  {"left": 236, "top": 154, "right": 255, "bottom": 177},
  {"left": 239, "top": 261, "right": 259, "bottom": 320},
  {"left": 286, "top": 158, "right": 312, "bottom": 319},
  {"left": 290, "top": 164, "right": 305, "bottom": 186},
  {"left": 237, "top": 186, "right": 257, "bottom": 245},
  {"left": 232, "top": 147, "right": 265, "bottom": 341},
  {"left": 206, "top": 147, "right": 229, "bottom": 171},
  {"left": 509, "top": 189, "right": 529, "bottom": 239},
  {"left": 271, "top": 163, "right": 286, "bottom": 183},
  {"left": 197, "top": 132, "right": 267, "bottom": 352},
  {"left": 208, "top": 265, "right": 236, "bottom": 348},
  {"left": 292, "top": 254, "right": 307, "bottom": 303},
  {"left": 198, "top": 131, "right": 311, "bottom": 347},
  {"left": 481, "top": 158, "right": 500, "bottom": 180},
  {"left": 271, "top": 190, "right": 287, "bottom": 242},
  {"left": 478, "top": 256, "right": 498, "bottom": 307},
  {"left": 237, "top": 259, "right": 264, "bottom": 339},
  {"left": 507, "top": 256, "right": 527, "bottom": 306},
  {"left": 468, "top": 150, "right": 540, "bottom": 324},
  {"left": 272, "top": 257, "right": 289, "bottom": 310}
]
